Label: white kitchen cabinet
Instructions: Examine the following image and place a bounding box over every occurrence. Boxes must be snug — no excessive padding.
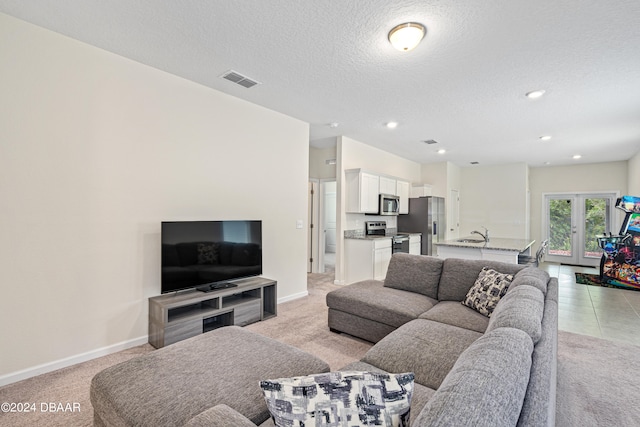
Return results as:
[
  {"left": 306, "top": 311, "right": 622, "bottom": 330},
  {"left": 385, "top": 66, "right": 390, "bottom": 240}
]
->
[
  {"left": 345, "top": 169, "right": 380, "bottom": 214},
  {"left": 379, "top": 176, "right": 397, "bottom": 196},
  {"left": 345, "top": 238, "right": 392, "bottom": 284},
  {"left": 409, "top": 234, "right": 421, "bottom": 254},
  {"left": 411, "top": 183, "right": 433, "bottom": 198},
  {"left": 397, "top": 180, "right": 410, "bottom": 214}
]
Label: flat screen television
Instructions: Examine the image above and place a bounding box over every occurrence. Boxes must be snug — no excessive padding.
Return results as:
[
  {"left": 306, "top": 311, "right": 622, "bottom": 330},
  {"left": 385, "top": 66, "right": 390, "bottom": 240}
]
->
[{"left": 161, "top": 220, "right": 262, "bottom": 293}]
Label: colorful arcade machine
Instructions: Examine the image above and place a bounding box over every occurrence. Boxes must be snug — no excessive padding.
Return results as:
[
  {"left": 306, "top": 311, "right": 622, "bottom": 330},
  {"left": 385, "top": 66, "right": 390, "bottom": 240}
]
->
[{"left": 597, "top": 195, "right": 640, "bottom": 290}]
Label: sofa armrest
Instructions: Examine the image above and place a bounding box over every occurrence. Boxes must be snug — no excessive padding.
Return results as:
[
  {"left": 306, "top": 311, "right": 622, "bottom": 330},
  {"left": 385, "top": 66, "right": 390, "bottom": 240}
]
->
[{"left": 185, "top": 404, "right": 258, "bottom": 427}]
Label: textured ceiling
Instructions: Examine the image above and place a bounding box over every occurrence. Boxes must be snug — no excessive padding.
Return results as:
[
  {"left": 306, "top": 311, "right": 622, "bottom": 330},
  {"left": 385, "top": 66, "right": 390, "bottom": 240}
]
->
[{"left": 1, "top": 0, "right": 639, "bottom": 167}]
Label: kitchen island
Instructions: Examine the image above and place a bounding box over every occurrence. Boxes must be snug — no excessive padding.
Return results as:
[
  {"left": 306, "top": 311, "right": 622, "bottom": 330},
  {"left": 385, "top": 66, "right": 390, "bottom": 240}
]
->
[{"left": 435, "top": 237, "right": 535, "bottom": 264}]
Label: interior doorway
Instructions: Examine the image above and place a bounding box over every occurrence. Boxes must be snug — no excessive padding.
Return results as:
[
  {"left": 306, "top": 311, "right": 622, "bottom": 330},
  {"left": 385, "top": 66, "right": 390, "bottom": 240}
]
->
[
  {"left": 321, "top": 180, "right": 337, "bottom": 274},
  {"left": 308, "top": 179, "right": 337, "bottom": 275},
  {"left": 544, "top": 192, "right": 618, "bottom": 267}
]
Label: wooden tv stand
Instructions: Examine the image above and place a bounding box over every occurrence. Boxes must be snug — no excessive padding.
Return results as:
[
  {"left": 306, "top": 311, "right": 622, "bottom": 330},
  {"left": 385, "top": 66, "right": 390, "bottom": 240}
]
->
[{"left": 148, "top": 276, "right": 277, "bottom": 348}]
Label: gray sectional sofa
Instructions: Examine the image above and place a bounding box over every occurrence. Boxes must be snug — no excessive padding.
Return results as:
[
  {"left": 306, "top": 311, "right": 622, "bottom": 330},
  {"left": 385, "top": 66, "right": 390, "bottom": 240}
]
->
[
  {"left": 91, "top": 253, "right": 557, "bottom": 426},
  {"left": 327, "top": 253, "right": 558, "bottom": 426}
]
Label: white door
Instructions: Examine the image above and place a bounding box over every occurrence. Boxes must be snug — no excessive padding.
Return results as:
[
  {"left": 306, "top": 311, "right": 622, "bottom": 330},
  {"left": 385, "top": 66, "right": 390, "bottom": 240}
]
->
[
  {"left": 448, "top": 189, "right": 460, "bottom": 240},
  {"left": 308, "top": 180, "right": 319, "bottom": 273},
  {"left": 544, "top": 193, "right": 617, "bottom": 266},
  {"left": 324, "top": 182, "right": 337, "bottom": 253}
]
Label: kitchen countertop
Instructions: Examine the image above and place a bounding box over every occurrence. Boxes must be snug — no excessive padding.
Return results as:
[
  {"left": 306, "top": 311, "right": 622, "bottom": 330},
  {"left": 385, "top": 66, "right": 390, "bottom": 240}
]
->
[
  {"left": 344, "top": 229, "right": 422, "bottom": 240},
  {"left": 436, "top": 237, "right": 535, "bottom": 253}
]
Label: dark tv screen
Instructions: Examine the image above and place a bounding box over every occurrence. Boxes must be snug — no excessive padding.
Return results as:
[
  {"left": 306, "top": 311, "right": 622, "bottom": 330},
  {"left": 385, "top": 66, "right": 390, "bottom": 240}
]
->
[{"left": 161, "top": 220, "right": 262, "bottom": 293}]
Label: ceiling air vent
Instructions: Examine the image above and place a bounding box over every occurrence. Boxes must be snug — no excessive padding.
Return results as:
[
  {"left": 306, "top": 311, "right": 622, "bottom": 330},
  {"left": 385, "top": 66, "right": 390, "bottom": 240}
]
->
[
  {"left": 220, "top": 70, "right": 261, "bottom": 88},
  {"left": 423, "top": 139, "right": 438, "bottom": 145}
]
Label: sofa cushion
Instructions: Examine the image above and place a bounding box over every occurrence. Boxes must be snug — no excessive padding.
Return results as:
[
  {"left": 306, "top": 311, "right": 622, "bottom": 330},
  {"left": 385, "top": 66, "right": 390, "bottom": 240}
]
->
[
  {"left": 509, "top": 267, "right": 550, "bottom": 295},
  {"left": 419, "top": 301, "right": 489, "bottom": 333},
  {"left": 326, "top": 280, "right": 437, "bottom": 328},
  {"left": 517, "top": 284, "right": 558, "bottom": 427},
  {"left": 384, "top": 253, "right": 443, "bottom": 299},
  {"left": 461, "top": 267, "right": 514, "bottom": 317},
  {"left": 413, "top": 328, "right": 534, "bottom": 427},
  {"left": 260, "top": 371, "right": 414, "bottom": 427},
  {"left": 437, "top": 258, "right": 525, "bottom": 301},
  {"left": 487, "top": 285, "right": 545, "bottom": 343},
  {"left": 361, "top": 319, "right": 482, "bottom": 390}
]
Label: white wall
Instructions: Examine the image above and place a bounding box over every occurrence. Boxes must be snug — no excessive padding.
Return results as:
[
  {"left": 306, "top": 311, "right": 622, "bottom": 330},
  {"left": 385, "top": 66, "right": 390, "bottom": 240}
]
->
[
  {"left": 309, "top": 145, "right": 337, "bottom": 179},
  {"left": 421, "top": 162, "right": 449, "bottom": 198},
  {"left": 0, "top": 14, "right": 309, "bottom": 382},
  {"left": 336, "top": 136, "right": 421, "bottom": 284},
  {"left": 629, "top": 150, "right": 640, "bottom": 196},
  {"left": 529, "top": 161, "right": 628, "bottom": 253},
  {"left": 459, "top": 163, "right": 529, "bottom": 239}
]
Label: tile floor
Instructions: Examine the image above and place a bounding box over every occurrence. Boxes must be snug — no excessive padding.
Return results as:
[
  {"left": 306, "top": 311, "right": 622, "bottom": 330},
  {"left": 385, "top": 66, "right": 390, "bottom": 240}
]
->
[{"left": 542, "top": 262, "right": 640, "bottom": 346}]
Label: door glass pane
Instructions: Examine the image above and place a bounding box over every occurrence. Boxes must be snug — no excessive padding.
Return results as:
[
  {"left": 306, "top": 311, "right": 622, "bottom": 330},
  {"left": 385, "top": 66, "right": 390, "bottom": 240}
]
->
[
  {"left": 549, "top": 199, "right": 573, "bottom": 257},
  {"left": 584, "top": 198, "right": 607, "bottom": 258}
]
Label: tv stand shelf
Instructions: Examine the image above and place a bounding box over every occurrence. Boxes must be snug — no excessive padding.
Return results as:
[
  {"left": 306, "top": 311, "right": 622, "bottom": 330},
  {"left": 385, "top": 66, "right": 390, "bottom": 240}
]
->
[{"left": 149, "top": 277, "right": 277, "bottom": 348}]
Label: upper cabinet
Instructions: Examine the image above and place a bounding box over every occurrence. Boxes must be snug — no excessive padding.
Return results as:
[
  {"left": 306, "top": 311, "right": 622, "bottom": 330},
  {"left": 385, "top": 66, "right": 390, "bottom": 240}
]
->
[
  {"left": 345, "top": 169, "right": 380, "bottom": 213},
  {"left": 379, "top": 176, "right": 397, "bottom": 195},
  {"left": 345, "top": 169, "right": 411, "bottom": 215},
  {"left": 397, "top": 180, "right": 410, "bottom": 214}
]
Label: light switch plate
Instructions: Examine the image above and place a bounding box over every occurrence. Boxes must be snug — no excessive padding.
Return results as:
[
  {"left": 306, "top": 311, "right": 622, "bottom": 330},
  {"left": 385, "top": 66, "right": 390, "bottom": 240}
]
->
[{"left": 296, "top": 219, "right": 303, "bottom": 229}]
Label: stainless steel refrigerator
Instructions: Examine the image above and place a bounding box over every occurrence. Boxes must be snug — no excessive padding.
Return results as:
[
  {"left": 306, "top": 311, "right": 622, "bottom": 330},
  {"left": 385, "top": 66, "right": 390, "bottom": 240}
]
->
[{"left": 398, "top": 197, "right": 446, "bottom": 255}]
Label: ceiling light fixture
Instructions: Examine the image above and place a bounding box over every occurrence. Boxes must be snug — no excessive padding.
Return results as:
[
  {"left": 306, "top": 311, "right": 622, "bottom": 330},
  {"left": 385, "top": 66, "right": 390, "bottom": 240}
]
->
[
  {"left": 573, "top": 155, "right": 582, "bottom": 159},
  {"left": 539, "top": 135, "right": 552, "bottom": 141},
  {"left": 388, "top": 22, "right": 426, "bottom": 52},
  {"left": 526, "top": 90, "right": 545, "bottom": 99},
  {"left": 328, "top": 122, "right": 339, "bottom": 128},
  {"left": 437, "top": 149, "right": 446, "bottom": 154},
  {"left": 386, "top": 121, "right": 398, "bottom": 129}
]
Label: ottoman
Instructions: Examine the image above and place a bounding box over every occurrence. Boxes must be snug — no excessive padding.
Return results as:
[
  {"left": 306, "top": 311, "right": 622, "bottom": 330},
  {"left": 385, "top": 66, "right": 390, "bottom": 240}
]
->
[{"left": 90, "top": 326, "right": 330, "bottom": 426}]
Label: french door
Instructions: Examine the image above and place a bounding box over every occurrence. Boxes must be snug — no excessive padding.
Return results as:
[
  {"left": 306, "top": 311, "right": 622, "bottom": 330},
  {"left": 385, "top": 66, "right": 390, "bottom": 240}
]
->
[{"left": 544, "top": 193, "right": 618, "bottom": 266}]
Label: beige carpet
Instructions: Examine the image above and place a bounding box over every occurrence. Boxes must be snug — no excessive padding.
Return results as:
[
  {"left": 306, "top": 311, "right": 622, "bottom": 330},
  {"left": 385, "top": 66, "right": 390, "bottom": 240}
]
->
[
  {"left": 1, "top": 271, "right": 639, "bottom": 426},
  {"left": 556, "top": 330, "right": 640, "bottom": 426}
]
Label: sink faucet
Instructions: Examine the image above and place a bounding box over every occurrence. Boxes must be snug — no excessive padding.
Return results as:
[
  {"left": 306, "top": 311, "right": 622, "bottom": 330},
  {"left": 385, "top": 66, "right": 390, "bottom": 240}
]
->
[{"left": 471, "top": 227, "right": 489, "bottom": 242}]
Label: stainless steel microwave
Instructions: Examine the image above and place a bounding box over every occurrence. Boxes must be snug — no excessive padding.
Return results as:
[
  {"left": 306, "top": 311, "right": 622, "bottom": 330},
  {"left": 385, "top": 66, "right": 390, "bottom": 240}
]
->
[{"left": 379, "top": 193, "right": 400, "bottom": 216}]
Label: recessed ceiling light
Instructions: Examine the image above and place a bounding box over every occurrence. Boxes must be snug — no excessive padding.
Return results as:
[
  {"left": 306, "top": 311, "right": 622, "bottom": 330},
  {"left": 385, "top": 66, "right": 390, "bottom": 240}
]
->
[
  {"left": 544, "top": 162, "right": 551, "bottom": 165},
  {"left": 437, "top": 149, "right": 446, "bottom": 154},
  {"left": 328, "top": 122, "right": 339, "bottom": 128},
  {"left": 539, "top": 135, "right": 552, "bottom": 141},
  {"left": 573, "top": 154, "right": 582, "bottom": 159},
  {"left": 526, "top": 90, "right": 546, "bottom": 99},
  {"left": 386, "top": 122, "right": 398, "bottom": 129}
]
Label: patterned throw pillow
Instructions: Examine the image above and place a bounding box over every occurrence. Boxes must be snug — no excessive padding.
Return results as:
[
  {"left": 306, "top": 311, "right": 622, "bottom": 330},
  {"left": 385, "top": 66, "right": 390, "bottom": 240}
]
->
[
  {"left": 197, "top": 243, "right": 218, "bottom": 265},
  {"left": 260, "top": 371, "right": 414, "bottom": 427},
  {"left": 462, "top": 267, "right": 514, "bottom": 317}
]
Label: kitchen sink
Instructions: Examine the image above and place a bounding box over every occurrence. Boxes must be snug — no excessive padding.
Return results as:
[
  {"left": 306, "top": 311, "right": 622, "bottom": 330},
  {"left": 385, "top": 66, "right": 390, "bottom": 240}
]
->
[{"left": 456, "top": 238, "right": 485, "bottom": 243}]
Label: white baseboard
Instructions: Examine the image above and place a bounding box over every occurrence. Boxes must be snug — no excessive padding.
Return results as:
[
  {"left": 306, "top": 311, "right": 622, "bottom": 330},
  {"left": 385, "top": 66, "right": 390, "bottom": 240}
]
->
[
  {"left": 278, "top": 290, "right": 308, "bottom": 304},
  {"left": 0, "top": 336, "right": 149, "bottom": 387}
]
